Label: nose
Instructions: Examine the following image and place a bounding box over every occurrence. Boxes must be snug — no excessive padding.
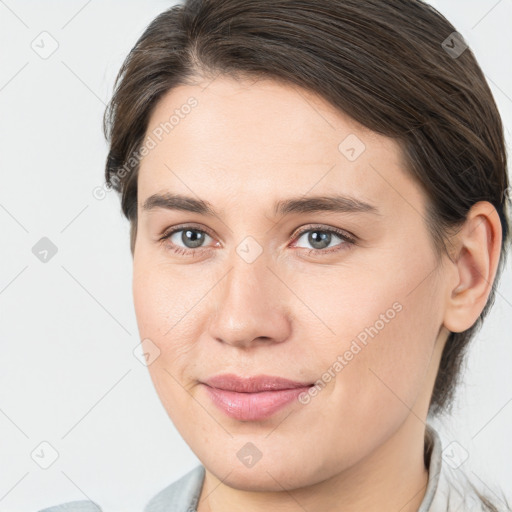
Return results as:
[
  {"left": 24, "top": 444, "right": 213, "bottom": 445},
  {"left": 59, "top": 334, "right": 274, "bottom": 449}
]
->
[{"left": 207, "top": 254, "right": 292, "bottom": 349}]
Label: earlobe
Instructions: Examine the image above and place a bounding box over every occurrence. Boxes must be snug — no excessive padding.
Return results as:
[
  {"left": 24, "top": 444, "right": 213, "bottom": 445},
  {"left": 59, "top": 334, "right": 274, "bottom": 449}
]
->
[{"left": 443, "top": 201, "right": 502, "bottom": 333}]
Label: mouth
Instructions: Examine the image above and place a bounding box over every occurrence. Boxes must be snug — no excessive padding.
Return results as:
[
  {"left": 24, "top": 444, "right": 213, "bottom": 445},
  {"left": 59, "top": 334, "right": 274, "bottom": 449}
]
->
[
  {"left": 200, "top": 374, "right": 314, "bottom": 421},
  {"left": 202, "top": 373, "right": 314, "bottom": 392}
]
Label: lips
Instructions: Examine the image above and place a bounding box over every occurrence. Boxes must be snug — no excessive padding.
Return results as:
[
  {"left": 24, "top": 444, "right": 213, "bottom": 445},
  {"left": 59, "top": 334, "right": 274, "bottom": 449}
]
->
[
  {"left": 201, "top": 374, "right": 314, "bottom": 421},
  {"left": 202, "top": 373, "right": 313, "bottom": 392}
]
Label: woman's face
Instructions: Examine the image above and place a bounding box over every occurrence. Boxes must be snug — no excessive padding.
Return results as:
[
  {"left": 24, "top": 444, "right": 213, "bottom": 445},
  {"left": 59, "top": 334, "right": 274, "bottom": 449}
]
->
[{"left": 133, "top": 76, "right": 450, "bottom": 490}]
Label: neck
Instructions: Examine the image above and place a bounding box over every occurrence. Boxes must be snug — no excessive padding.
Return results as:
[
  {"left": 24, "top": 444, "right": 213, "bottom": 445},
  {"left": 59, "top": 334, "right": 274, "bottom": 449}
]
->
[{"left": 197, "top": 414, "right": 430, "bottom": 512}]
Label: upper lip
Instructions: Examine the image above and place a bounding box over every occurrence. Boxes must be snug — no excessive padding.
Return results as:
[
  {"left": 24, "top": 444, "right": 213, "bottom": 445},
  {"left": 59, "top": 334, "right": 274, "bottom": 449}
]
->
[{"left": 202, "top": 374, "right": 313, "bottom": 393}]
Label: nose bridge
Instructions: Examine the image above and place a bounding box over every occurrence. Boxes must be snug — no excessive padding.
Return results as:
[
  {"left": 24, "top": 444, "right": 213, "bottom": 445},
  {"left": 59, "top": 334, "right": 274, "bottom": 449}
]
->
[{"left": 207, "top": 244, "right": 291, "bottom": 348}]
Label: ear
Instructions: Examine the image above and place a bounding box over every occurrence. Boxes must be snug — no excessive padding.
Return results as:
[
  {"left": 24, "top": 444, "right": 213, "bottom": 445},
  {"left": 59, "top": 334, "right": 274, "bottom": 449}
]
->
[{"left": 443, "top": 201, "right": 503, "bottom": 333}]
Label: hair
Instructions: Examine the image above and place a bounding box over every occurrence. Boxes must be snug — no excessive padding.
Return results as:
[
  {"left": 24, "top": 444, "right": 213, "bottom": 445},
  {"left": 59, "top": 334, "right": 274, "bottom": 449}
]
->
[{"left": 103, "top": 0, "right": 510, "bottom": 506}]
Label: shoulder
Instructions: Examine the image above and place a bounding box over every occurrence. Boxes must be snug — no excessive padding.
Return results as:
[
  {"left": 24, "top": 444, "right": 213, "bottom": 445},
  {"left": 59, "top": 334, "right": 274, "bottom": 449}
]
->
[
  {"left": 144, "top": 464, "right": 206, "bottom": 512},
  {"left": 36, "top": 465, "right": 205, "bottom": 512},
  {"left": 434, "top": 468, "right": 511, "bottom": 511},
  {"left": 37, "top": 500, "right": 102, "bottom": 512},
  {"left": 425, "top": 424, "right": 511, "bottom": 512}
]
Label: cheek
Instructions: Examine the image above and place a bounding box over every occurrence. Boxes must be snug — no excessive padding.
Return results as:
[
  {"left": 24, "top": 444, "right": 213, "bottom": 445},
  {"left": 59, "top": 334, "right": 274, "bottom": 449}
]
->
[
  {"left": 132, "top": 265, "right": 168, "bottom": 339},
  {"left": 132, "top": 260, "right": 199, "bottom": 424},
  {"left": 316, "top": 253, "right": 442, "bottom": 426},
  {"left": 132, "top": 256, "right": 196, "bottom": 370},
  {"left": 133, "top": 247, "right": 196, "bottom": 336}
]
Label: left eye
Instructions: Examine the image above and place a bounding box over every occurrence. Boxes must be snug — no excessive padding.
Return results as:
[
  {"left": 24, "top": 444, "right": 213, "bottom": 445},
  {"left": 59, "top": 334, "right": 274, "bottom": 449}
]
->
[{"left": 294, "top": 228, "right": 350, "bottom": 251}]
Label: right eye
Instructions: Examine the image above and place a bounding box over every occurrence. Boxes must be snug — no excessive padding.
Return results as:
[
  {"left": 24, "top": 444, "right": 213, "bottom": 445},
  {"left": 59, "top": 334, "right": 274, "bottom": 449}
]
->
[{"left": 159, "top": 225, "right": 217, "bottom": 256}]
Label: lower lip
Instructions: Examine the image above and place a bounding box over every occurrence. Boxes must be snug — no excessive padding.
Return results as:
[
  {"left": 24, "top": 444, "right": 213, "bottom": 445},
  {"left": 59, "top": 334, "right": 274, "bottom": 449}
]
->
[{"left": 202, "top": 384, "right": 311, "bottom": 421}]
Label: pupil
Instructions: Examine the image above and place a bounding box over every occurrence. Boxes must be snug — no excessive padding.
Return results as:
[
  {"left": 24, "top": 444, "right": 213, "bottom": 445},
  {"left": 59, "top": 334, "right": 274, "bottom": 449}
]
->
[
  {"left": 309, "top": 231, "right": 330, "bottom": 249},
  {"left": 183, "top": 229, "right": 204, "bottom": 248}
]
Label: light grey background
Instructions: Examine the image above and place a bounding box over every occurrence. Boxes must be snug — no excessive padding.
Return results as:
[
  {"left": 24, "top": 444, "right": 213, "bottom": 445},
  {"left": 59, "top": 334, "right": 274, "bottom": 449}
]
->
[{"left": 0, "top": 1, "right": 511, "bottom": 511}]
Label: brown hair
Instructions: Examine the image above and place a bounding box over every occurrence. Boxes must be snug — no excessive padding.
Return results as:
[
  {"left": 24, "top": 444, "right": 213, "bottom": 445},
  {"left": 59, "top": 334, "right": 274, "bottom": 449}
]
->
[{"left": 103, "top": 0, "right": 510, "bottom": 418}]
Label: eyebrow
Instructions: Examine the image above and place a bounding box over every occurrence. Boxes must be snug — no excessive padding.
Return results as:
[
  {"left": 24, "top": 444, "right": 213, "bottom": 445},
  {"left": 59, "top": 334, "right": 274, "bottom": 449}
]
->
[{"left": 142, "top": 192, "right": 381, "bottom": 217}]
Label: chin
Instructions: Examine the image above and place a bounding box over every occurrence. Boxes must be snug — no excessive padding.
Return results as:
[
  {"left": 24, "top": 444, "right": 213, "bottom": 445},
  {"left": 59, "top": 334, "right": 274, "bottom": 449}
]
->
[{"left": 208, "top": 463, "right": 311, "bottom": 492}]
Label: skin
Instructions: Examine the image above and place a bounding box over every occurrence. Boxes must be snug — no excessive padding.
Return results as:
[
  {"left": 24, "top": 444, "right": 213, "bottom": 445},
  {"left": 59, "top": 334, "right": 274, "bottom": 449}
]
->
[{"left": 132, "top": 75, "right": 502, "bottom": 512}]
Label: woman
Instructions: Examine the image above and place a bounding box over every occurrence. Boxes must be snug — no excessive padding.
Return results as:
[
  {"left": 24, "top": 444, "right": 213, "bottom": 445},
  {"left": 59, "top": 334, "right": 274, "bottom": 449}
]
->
[{"left": 39, "top": 0, "right": 511, "bottom": 510}]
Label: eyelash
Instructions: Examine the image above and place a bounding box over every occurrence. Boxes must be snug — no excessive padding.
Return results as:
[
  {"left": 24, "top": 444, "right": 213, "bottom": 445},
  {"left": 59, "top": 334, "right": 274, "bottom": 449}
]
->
[{"left": 158, "top": 224, "right": 356, "bottom": 257}]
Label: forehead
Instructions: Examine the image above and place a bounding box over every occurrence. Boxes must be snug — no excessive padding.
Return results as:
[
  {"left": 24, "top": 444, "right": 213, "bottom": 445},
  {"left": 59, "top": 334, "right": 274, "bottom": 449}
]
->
[{"left": 137, "top": 76, "right": 420, "bottom": 216}]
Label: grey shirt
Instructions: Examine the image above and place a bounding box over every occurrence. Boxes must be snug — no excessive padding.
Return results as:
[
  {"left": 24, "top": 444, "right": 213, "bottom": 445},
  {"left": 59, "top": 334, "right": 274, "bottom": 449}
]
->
[{"left": 37, "top": 423, "right": 500, "bottom": 512}]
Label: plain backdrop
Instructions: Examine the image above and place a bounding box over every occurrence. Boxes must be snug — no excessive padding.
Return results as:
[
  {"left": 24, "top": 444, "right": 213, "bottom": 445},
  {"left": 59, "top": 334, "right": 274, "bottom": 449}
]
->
[{"left": 0, "top": 1, "right": 511, "bottom": 511}]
